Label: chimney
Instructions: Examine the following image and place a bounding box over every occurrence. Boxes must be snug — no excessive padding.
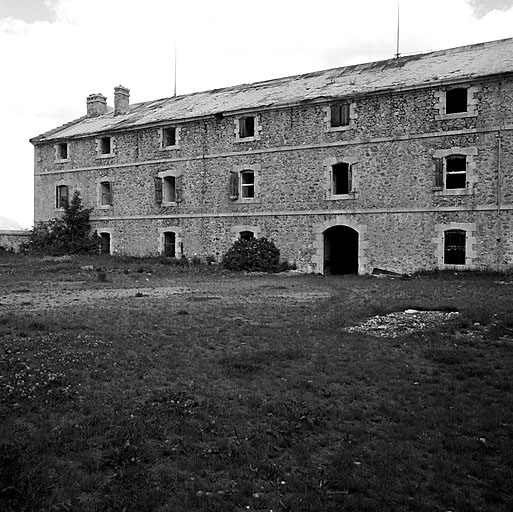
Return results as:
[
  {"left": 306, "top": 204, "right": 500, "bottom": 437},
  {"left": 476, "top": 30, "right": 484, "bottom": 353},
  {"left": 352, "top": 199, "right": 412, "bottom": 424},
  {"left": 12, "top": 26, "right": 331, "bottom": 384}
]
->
[
  {"left": 86, "top": 93, "right": 107, "bottom": 117},
  {"left": 114, "top": 85, "right": 130, "bottom": 115}
]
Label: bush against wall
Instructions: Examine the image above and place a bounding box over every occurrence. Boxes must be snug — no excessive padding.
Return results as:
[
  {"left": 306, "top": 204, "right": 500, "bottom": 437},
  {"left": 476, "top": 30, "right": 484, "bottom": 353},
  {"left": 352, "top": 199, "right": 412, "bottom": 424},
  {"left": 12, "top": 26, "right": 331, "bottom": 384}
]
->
[
  {"left": 22, "top": 191, "right": 99, "bottom": 256},
  {"left": 222, "top": 237, "right": 281, "bottom": 272}
]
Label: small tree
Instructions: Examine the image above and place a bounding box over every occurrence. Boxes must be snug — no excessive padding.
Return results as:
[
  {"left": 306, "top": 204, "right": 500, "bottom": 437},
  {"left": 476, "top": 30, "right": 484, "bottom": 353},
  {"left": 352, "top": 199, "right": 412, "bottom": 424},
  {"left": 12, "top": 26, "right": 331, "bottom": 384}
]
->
[
  {"left": 23, "top": 191, "right": 99, "bottom": 256},
  {"left": 222, "top": 237, "right": 280, "bottom": 272}
]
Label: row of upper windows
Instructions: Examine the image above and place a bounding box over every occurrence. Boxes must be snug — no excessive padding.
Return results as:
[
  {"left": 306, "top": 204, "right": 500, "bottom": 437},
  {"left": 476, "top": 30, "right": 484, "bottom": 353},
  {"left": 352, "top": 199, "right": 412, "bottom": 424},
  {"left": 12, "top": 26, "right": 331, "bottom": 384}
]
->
[
  {"left": 52, "top": 86, "right": 478, "bottom": 162},
  {"left": 53, "top": 148, "right": 477, "bottom": 210}
]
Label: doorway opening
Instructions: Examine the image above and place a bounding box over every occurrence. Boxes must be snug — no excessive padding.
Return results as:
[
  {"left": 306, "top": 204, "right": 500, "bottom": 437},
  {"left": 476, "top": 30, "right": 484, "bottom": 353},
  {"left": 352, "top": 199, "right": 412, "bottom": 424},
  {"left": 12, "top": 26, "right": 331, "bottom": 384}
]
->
[
  {"left": 164, "top": 232, "right": 176, "bottom": 257},
  {"left": 323, "top": 225, "right": 359, "bottom": 274},
  {"left": 99, "top": 233, "right": 111, "bottom": 255}
]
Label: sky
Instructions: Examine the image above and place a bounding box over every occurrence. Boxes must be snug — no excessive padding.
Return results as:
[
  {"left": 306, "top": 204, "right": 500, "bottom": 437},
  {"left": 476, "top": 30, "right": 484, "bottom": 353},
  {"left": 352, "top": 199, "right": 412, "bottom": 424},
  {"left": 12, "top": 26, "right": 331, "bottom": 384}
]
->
[{"left": 1, "top": 0, "right": 513, "bottom": 229}]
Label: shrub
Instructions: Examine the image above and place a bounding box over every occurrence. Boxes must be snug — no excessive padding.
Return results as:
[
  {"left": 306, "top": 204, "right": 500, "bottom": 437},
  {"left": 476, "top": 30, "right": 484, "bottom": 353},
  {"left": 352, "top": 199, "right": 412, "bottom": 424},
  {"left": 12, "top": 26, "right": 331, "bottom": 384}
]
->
[
  {"left": 21, "top": 192, "right": 99, "bottom": 256},
  {"left": 222, "top": 237, "right": 280, "bottom": 272}
]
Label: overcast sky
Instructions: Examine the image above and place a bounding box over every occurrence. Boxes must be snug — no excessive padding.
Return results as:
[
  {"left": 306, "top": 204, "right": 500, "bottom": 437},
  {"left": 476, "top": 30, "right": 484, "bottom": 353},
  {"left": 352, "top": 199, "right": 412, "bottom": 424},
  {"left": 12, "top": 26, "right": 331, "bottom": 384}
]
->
[{"left": 1, "top": 0, "right": 512, "bottom": 228}]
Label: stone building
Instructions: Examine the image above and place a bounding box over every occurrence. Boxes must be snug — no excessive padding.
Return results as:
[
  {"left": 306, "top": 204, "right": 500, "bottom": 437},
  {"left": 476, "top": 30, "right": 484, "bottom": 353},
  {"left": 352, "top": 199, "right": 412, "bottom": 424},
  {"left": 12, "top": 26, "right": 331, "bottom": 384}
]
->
[{"left": 31, "top": 38, "right": 513, "bottom": 274}]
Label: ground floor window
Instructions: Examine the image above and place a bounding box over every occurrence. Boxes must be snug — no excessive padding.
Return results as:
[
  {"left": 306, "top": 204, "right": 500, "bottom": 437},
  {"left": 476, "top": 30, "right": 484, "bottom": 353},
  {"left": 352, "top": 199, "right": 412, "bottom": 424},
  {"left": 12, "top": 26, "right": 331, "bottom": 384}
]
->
[
  {"left": 444, "top": 229, "right": 466, "bottom": 265},
  {"left": 239, "top": 230, "right": 255, "bottom": 241}
]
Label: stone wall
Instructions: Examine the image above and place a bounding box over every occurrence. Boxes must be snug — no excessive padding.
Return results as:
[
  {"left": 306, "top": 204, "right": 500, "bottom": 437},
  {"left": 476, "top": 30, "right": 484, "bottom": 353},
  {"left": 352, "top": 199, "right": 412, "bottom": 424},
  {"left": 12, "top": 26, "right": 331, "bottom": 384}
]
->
[
  {"left": 33, "top": 75, "right": 513, "bottom": 273},
  {"left": 0, "top": 231, "right": 30, "bottom": 252}
]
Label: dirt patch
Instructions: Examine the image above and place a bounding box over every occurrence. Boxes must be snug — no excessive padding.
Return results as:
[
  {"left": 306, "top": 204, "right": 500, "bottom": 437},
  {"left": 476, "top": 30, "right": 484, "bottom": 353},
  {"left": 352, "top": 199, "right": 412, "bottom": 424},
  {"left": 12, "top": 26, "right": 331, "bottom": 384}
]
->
[{"left": 343, "top": 309, "right": 460, "bottom": 338}]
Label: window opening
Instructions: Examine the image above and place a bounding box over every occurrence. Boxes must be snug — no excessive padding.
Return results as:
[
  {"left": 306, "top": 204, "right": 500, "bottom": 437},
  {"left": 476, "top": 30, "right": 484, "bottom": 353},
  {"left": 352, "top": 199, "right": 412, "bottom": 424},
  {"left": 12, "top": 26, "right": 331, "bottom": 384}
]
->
[
  {"left": 56, "top": 185, "right": 69, "bottom": 208},
  {"left": 446, "top": 88, "right": 467, "bottom": 114},
  {"left": 332, "top": 163, "right": 351, "bottom": 195},
  {"left": 239, "top": 117, "right": 255, "bottom": 138},
  {"left": 239, "top": 231, "right": 254, "bottom": 241},
  {"left": 56, "top": 142, "right": 68, "bottom": 160},
  {"left": 164, "top": 232, "right": 176, "bottom": 257},
  {"left": 240, "top": 170, "right": 255, "bottom": 198},
  {"left": 330, "top": 103, "right": 350, "bottom": 127},
  {"left": 99, "top": 137, "right": 111, "bottom": 155},
  {"left": 163, "top": 177, "right": 176, "bottom": 202},
  {"left": 446, "top": 155, "right": 466, "bottom": 189},
  {"left": 444, "top": 230, "right": 466, "bottom": 265},
  {"left": 100, "top": 233, "right": 111, "bottom": 254},
  {"left": 163, "top": 127, "right": 176, "bottom": 147},
  {"left": 100, "top": 181, "right": 112, "bottom": 206}
]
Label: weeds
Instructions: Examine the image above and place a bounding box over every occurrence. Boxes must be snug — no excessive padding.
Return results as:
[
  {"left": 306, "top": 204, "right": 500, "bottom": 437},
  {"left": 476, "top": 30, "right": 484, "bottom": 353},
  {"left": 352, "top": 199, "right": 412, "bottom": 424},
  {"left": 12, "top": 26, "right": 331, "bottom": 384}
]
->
[{"left": 0, "top": 257, "right": 513, "bottom": 511}]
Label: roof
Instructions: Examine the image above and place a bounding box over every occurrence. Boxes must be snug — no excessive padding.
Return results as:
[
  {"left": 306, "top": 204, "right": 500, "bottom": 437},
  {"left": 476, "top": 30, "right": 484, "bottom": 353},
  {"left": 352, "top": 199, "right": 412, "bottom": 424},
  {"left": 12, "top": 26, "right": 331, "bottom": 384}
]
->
[{"left": 31, "top": 37, "right": 513, "bottom": 144}]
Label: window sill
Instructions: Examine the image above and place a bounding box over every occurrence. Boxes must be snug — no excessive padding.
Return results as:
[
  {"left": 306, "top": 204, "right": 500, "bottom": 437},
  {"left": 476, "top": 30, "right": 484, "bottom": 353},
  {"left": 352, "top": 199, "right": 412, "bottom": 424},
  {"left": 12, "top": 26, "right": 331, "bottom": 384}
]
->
[
  {"left": 98, "top": 204, "right": 113, "bottom": 209},
  {"left": 435, "top": 112, "right": 477, "bottom": 120},
  {"left": 97, "top": 153, "right": 115, "bottom": 159},
  {"left": 325, "top": 125, "right": 352, "bottom": 133},
  {"left": 434, "top": 188, "right": 474, "bottom": 197},
  {"left": 159, "top": 146, "right": 179, "bottom": 151},
  {"left": 327, "top": 192, "right": 358, "bottom": 201},
  {"left": 162, "top": 201, "right": 178, "bottom": 207},
  {"left": 55, "top": 158, "right": 70, "bottom": 163},
  {"left": 234, "top": 136, "right": 260, "bottom": 143},
  {"left": 231, "top": 198, "right": 260, "bottom": 204}
]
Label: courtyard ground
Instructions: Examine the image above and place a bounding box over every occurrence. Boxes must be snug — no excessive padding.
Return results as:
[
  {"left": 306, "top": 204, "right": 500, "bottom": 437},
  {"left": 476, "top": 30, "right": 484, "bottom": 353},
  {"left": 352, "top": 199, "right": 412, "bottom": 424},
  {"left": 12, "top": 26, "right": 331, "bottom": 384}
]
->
[{"left": 1, "top": 253, "right": 512, "bottom": 511}]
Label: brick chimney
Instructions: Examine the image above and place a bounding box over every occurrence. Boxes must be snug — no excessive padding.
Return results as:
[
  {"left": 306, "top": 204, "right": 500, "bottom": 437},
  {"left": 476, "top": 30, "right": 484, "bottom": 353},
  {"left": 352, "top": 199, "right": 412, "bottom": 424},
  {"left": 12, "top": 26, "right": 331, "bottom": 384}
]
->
[
  {"left": 86, "top": 93, "right": 107, "bottom": 117},
  {"left": 114, "top": 85, "right": 130, "bottom": 115}
]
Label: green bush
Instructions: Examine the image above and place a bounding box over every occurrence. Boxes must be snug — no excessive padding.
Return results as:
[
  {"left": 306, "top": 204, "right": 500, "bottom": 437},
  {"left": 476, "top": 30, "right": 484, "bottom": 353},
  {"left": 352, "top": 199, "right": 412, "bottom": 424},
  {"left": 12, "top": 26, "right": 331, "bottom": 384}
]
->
[
  {"left": 21, "top": 191, "right": 99, "bottom": 256},
  {"left": 222, "top": 237, "right": 280, "bottom": 272}
]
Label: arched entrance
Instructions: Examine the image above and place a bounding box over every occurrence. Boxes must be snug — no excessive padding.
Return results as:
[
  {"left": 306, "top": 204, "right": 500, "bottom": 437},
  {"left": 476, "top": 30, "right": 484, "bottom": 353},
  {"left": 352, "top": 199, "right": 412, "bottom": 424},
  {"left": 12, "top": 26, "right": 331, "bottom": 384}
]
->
[{"left": 323, "top": 226, "right": 359, "bottom": 274}]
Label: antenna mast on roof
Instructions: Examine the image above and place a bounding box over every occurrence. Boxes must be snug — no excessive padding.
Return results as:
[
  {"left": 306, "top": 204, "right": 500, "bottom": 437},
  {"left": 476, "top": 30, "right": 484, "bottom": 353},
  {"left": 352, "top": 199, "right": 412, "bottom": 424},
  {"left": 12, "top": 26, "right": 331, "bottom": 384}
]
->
[
  {"left": 174, "top": 40, "right": 177, "bottom": 97},
  {"left": 395, "top": 0, "right": 401, "bottom": 58}
]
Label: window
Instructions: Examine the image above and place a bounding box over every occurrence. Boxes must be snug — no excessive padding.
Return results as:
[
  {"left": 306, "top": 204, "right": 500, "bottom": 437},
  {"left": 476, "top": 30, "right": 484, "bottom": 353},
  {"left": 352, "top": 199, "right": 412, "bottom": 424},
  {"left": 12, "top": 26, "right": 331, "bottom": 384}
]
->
[
  {"left": 234, "top": 115, "right": 261, "bottom": 142},
  {"left": 99, "top": 137, "right": 112, "bottom": 155},
  {"left": 446, "top": 88, "right": 467, "bottom": 114},
  {"left": 240, "top": 171, "right": 255, "bottom": 198},
  {"left": 164, "top": 232, "right": 176, "bottom": 257},
  {"left": 100, "top": 181, "right": 113, "bottom": 206},
  {"left": 239, "top": 117, "right": 254, "bottom": 138},
  {"left": 55, "top": 185, "right": 69, "bottom": 208},
  {"left": 239, "top": 231, "right": 255, "bottom": 241},
  {"left": 160, "top": 126, "right": 181, "bottom": 149},
  {"left": 445, "top": 155, "right": 467, "bottom": 189},
  {"left": 155, "top": 171, "right": 183, "bottom": 205},
  {"left": 444, "top": 230, "right": 466, "bottom": 265},
  {"left": 434, "top": 85, "right": 479, "bottom": 119},
  {"left": 323, "top": 157, "right": 357, "bottom": 200},
  {"left": 55, "top": 142, "right": 68, "bottom": 161},
  {"left": 434, "top": 223, "right": 476, "bottom": 269},
  {"left": 330, "top": 103, "right": 350, "bottom": 128},
  {"left": 323, "top": 101, "right": 354, "bottom": 131},
  {"left": 433, "top": 147, "right": 477, "bottom": 195},
  {"left": 332, "top": 163, "right": 351, "bottom": 195},
  {"left": 229, "top": 165, "right": 260, "bottom": 201}
]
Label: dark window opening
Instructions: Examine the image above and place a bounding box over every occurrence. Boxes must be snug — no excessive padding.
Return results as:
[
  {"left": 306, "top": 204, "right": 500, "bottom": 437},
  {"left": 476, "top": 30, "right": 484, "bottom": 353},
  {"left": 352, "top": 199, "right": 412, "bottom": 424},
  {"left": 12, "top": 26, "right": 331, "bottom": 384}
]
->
[
  {"left": 100, "top": 233, "right": 111, "bottom": 255},
  {"left": 56, "top": 185, "right": 69, "bottom": 208},
  {"left": 56, "top": 142, "right": 68, "bottom": 160},
  {"left": 330, "top": 103, "right": 350, "bottom": 127},
  {"left": 446, "top": 88, "right": 467, "bottom": 114},
  {"left": 100, "top": 181, "right": 112, "bottom": 206},
  {"left": 332, "top": 163, "right": 351, "bottom": 195},
  {"left": 239, "top": 116, "right": 255, "bottom": 138},
  {"left": 164, "top": 232, "right": 176, "bottom": 257},
  {"left": 241, "top": 171, "right": 255, "bottom": 198},
  {"left": 446, "top": 155, "right": 466, "bottom": 189},
  {"left": 444, "top": 230, "right": 466, "bottom": 265},
  {"left": 163, "top": 176, "right": 176, "bottom": 202},
  {"left": 163, "top": 127, "right": 176, "bottom": 147},
  {"left": 99, "top": 137, "right": 111, "bottom": 154},
  {"left": 240, "top": 231, "right": 254, "bottom": 241}
]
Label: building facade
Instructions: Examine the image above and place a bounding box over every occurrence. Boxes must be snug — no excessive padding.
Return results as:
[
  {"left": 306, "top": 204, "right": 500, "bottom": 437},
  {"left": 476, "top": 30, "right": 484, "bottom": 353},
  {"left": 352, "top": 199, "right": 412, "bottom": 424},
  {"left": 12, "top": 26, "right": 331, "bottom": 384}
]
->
[{"left": 31, "top": 38, "right": 513, "bottom": 274}]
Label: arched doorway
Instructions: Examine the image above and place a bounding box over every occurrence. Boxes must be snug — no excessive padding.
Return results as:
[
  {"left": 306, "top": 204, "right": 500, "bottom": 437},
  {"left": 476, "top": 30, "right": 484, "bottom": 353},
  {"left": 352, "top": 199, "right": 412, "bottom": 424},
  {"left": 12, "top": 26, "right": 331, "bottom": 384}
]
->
[{"left": 324, "top": 226, "right": 359, "bottom": 274}]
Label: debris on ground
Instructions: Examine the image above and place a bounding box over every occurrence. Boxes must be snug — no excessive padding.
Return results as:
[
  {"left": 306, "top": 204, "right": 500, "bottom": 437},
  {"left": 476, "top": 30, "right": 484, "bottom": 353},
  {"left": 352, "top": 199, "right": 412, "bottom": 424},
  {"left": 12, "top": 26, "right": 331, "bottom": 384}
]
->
[{"left": 343, "top": 309, "right": 460, "bottom": 338}]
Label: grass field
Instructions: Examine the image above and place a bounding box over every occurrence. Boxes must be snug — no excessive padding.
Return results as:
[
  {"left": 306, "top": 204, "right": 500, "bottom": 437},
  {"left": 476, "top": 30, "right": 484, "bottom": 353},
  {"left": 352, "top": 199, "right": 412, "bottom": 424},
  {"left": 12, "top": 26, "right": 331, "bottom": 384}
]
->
[{"left": 1, "top": 253, "right": 513, "bottom": 511}]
